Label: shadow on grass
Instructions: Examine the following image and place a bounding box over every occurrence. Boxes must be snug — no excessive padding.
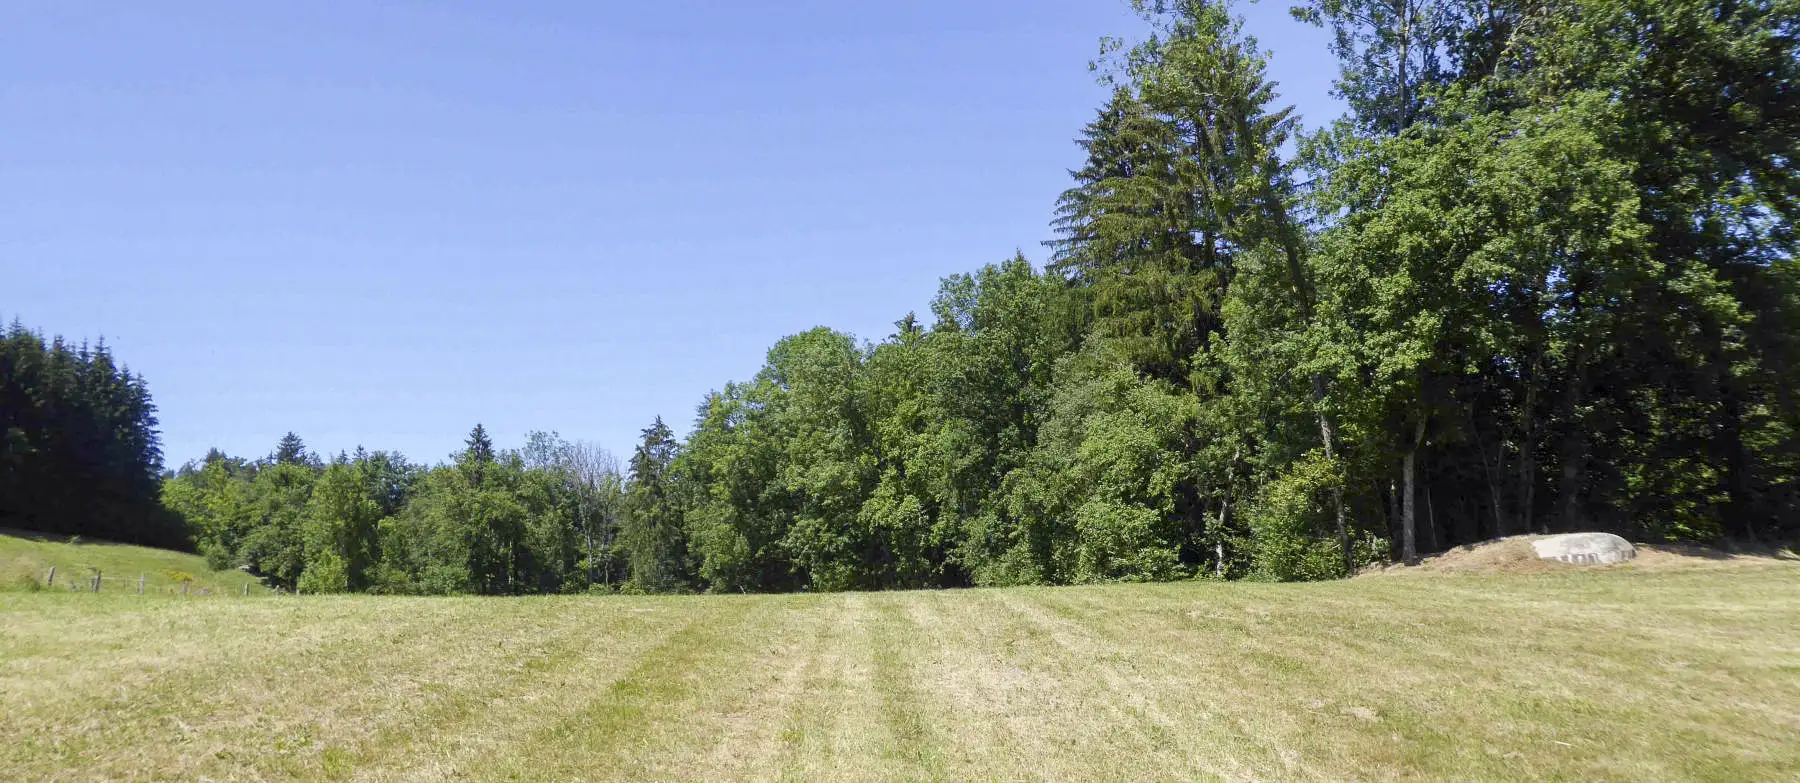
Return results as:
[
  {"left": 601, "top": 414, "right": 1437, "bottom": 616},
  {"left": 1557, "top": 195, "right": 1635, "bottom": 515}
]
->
[{"left": 0, "top": 526, "right": 193, "bottom": 552}]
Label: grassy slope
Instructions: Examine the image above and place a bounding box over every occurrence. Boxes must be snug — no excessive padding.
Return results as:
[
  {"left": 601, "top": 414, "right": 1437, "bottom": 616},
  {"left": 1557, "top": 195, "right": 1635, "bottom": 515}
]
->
[
  {"left": 2, "top": 559, "right": 1797, "bottom": 781},
  {"left": 0, "top": 529, "right": 265, "bottom": 596}
]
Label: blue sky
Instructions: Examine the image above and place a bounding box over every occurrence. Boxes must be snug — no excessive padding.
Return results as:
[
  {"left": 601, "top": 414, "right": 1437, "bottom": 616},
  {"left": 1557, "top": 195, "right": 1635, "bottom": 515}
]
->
[{"left": 2, "top": 1, "right": 1339, "bottom": 467}]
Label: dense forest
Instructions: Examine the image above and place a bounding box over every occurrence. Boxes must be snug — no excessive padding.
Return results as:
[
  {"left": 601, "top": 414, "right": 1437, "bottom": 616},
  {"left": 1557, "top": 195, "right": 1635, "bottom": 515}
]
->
[
  {"left": 10, "top": 0, "right": 1799, "bottom": 593},
  {"left": 159, "top": 428, "right": 627, "bottom": 593},
  {"left": 0, "top": 320, "right": 181, "bottom": 548}
]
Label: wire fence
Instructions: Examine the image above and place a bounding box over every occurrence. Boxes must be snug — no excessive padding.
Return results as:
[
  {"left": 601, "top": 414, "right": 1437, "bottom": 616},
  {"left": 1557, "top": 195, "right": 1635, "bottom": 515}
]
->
[{"left": 35, "top": 565, "right": 281, "bottom": 597}]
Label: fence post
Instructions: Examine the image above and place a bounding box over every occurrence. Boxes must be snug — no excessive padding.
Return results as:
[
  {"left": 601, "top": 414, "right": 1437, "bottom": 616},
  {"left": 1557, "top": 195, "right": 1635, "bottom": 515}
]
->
[
  {"left": 45, "top": 566, "right": 55, "bottom": 588},
  {"left": 139, "top": 574, "right": 145, "bottom": 594},
  {"left": 181, "top": 582, "right": 188, "bottom": 597},
  {"left": 93, "top": 570, "right": 102, "bottom": 592},
  {"left": 243, "top": 583, "right": 250, "bottom": 597}
]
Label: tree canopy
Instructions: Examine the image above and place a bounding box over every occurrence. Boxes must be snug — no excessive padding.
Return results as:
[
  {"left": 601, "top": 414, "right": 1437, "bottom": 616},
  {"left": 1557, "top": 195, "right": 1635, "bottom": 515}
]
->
[{"left": 11, "top": 0, "right": 1797, "bottom": 593}]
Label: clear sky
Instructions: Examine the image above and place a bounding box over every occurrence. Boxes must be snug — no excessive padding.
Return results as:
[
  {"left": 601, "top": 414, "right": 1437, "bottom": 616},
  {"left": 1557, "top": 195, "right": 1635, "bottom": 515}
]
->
[{"left": 2, "top": 1, "right": 1340, "bottom": 467}]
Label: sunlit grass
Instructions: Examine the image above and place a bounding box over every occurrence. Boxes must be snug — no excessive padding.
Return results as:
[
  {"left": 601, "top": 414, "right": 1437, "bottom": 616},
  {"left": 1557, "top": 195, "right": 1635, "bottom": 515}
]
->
[
  {"left": 2, "top": 557, "right": 1796, "bottom": 781},
  {"left": 0, "top": 529, "right": 266, "bottom": 596}
]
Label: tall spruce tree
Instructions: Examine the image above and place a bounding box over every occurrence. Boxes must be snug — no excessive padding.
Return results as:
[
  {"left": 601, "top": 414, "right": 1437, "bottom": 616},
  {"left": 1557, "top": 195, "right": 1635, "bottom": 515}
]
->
[
  {"left": 273, "top": 432, "right": 311, "bottom": 467},
  {"left": 622, "top": 417, "right": 686, "bottom": 591},
  {"left": 0, "top": 320, "right": 177, "bottom": 547}
]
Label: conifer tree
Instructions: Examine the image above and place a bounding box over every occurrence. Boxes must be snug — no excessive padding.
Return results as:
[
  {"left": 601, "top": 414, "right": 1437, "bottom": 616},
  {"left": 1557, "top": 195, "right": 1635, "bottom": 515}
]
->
[
  {"left": 0, "top": 318, "right": 176, "bottom": 547},
  {"left": 273, "top": 432, "right": 311, "bottom": 466},
  {"left": 622, "top": 417, "right": 685, "bottom": 591}
]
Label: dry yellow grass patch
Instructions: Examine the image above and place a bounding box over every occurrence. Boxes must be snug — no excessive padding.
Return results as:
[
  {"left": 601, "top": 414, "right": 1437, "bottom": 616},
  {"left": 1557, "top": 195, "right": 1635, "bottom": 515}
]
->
[{"left": 1361, "top": 535, "right": 1798, "bottom": 576}]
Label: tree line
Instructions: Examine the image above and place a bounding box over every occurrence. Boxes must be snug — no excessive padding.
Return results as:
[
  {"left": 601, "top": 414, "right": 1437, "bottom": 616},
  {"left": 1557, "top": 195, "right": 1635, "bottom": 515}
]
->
[
  {"left": 160, "top": 429, "right": 629, "bottom": 594},
  {"left": 0, "top": 319, "right": 180, "bottom": 548},
  {"left": 10, "top": 0, "right": 1798, "bottom": 593},
  {"left": 639, "top": 0, "right": 1800, "bottom": 588}
]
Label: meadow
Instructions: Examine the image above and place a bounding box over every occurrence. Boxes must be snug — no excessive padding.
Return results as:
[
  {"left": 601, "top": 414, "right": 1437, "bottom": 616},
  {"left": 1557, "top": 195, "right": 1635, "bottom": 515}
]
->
[
  {"left": 1, "top": 528, "right": 265, "bottom": 596},
  {"left": 2, "top": 541, "right": 1797, "bottom": 781}
]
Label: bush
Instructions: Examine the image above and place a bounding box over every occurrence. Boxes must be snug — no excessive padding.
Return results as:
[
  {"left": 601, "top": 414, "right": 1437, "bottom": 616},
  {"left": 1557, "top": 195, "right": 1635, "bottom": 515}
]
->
[
  {"left": 297, "top": 552, "right": 349, "bottom": 593},
  {"left": 200, "top": 542, "right": 236, "bottom": 572},
  {"left": 1073, "top": 500, "right": 1181, "bottom": 582},
  {"left": 1246, "top": 454, "right": 1349, "bottom": 582}
]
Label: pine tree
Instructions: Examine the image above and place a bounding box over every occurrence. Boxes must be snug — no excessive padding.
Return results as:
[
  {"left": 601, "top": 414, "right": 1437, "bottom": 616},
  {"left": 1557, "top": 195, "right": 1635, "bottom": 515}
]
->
[
  {"left": 622, "top": 416, "right": 685, "bottom": 591},
  {"left": 1050, "top": 86, "right": 1221, "bottom": 385},
  {"left": 0, "top": 319, "right": 177, "bottom": 547},
  {"left": 464, "top": 424, "right": 495, "bottom": 464},
  {"left": 460, "top": 423, "right": 496, "bottom": 488},
  {"left": 273, "top": 432, "right": 310, "bottom": 466}
]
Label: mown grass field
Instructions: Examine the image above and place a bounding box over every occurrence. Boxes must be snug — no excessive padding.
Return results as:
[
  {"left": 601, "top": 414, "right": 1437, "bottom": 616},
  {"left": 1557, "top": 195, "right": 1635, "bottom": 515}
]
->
[{"left": 2, "top": 553, "right": 1797, "bottom": 781}]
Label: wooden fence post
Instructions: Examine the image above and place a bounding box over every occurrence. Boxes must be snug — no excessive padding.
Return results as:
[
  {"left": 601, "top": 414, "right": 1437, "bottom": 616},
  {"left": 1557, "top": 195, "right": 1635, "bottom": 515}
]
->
[
  {"left": 45, "top": 566, "right": 55, "bottom": 588},
  {"left": 244, "top": 583, "right": 250, "bottom": 597},
  {"left": 139, "top": 574, "right": 146, "bottom": 594},
  {"left": 93, "top": 571, "right": 102, "bottom": 592},
  {"left": 181, "top": 582, "right": 189, "bottom": 597}
]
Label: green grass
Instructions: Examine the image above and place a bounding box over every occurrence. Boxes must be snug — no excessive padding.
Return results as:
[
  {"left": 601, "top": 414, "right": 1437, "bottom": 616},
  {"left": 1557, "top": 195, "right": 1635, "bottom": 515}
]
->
[
  {"left": 0, "top": 529, "right": 267, "bottom": 596},
  {"left": 2, "top": 556, "right": 1797, "bottom": 780}
]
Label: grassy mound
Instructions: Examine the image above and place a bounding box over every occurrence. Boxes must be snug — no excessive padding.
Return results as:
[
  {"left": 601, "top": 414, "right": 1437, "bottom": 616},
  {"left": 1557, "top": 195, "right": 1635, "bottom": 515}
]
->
[
  {"left": 1361, "top": 535, "right": 1799, "bottom": 577},
  {"left": 0, "top": 528, "right": 266, "bottom": 596}
]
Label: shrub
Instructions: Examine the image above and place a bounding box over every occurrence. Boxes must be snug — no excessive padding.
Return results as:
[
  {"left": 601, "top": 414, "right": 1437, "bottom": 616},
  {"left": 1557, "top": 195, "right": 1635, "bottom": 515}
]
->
[{"left": 1246, "top": 453, "right": 1348, "bottom": 582}]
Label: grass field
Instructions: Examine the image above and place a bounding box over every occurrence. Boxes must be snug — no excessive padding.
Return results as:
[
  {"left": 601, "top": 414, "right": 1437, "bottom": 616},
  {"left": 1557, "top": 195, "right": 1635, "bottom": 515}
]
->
[
  {"left": 2, "top": 551, "right": 1797, "bottom": 781},
  {"left": 0, "top": 529, "right": 266, "bottom": 596}
]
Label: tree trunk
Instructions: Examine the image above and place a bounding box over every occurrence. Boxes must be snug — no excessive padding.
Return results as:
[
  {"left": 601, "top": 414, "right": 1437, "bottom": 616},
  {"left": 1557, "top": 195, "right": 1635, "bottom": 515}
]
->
[
  {"left": 580, "top": 491, "right": 595, "bottom": 586},
  {"left": 1559, "top": 424, "right": 1587, "bottom": 529},
  {"left": 1397, "top": 0, "right": 1412, "bottom": 132},
  {"left": 1314, "top": 375, "right": 1352, "bottom": 575},
  {"left": 1402, "top": 448, "right": 1418, "bottom": 564},
  {"left": 1402, "top": 416, "right": 1426, "bottom": 564},
  {"left": 1388, "top": 474, "right": 1401, "bottom": 556},
  {"left": 1215, "top": 494, "right": 1230, "bottom": 578},
  {"left": 1426, "top": 471, "right": 1439, "bottom": 552},
  {"left": 1518, "top": 362, "right": 1539, "bottom": 534},
  {"left": 603, "top": 511, "right": 616, "bottom": 586},
  {"left": 1470, "top": 409, "right": 1509, "bottom": 536},
  {"left": 1560, "top": 294, "right": 1590, "bottom": 532},
  {"left": 1719, "top": 367, "right": 1757, "bottom": 542}
]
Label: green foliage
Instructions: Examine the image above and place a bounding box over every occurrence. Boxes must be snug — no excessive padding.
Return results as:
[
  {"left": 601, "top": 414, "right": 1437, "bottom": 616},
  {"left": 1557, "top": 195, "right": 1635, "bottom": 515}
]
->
[
  {"left": 301, "top": 455, "right": 385, "bottom": 591},
  {"left": 157, "top": 429, "right": 620, "bottom": 596},
  {"left": 623, "top": 417, "right": 687, "bottom": 592},
  {"left": 1244, "top": 453, "right": 1348, "bottom": 581},
  {"left": 296, "top": 550, "right": 347, "bottom": 593},
  {"left": 239, "top": 461, "right": 315, "bottom": 587},
  {"left": 109, "top": 0, "right": 1800, "bottom": 593}
]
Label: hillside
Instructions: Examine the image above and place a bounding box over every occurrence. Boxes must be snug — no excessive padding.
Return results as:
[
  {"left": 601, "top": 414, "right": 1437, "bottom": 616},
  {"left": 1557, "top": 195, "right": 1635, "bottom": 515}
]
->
[
  {"left": 0, "top": 529, "right": 266, "bottom": 596},
  {"left": 3, "top": 560, "right": 1797, "bottom": 781}
]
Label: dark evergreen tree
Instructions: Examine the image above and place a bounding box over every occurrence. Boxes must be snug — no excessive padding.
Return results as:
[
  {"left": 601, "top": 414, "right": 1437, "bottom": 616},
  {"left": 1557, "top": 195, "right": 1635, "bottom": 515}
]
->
[
  {"left": 622, "top": 417, "right": 686, "bottom": 591},
  {"left": 273, "top": 432, "right": 311, "bottom": 466},
  {"left": 0, "top": 319, "right": 179, "bottom": 548},
  {"left": 464, "top": 424, "right": 495, "bottom": 465}
]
